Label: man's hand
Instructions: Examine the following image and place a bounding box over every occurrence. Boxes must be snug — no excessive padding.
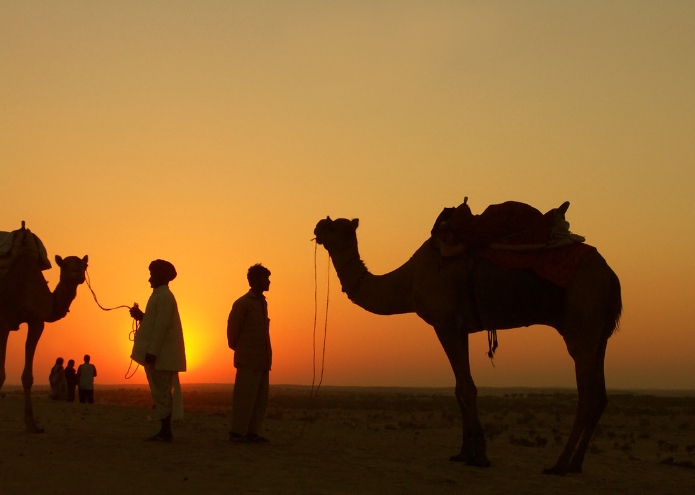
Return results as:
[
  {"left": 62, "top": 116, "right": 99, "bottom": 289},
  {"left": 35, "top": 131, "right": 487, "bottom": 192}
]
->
[
  {"left": 130, "top": 306, "right": 144, "bottom": 321},
  {"left": 145, "top": 353, "right": 157, "bottom": 365}
]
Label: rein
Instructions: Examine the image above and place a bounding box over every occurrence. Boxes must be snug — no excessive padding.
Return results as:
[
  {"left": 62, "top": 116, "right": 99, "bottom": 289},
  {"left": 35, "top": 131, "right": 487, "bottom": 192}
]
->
[
  {"left": 84, "top": 268, "right": 141, "bottom": 378},
  {"left": 279, "top": 240, "right": 330, "bottom": 448},
  {"left": 311, "top": 240, "right": 330, "bottom": 398}
]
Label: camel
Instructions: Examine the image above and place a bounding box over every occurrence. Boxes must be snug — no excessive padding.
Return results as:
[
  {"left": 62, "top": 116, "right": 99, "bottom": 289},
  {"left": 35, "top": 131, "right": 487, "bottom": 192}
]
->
[
  {"left": 0, "top": 223, "right": 88, "bottom": 432},
  {"left": 314, "top": 215, "right": 621, "bottom": 475}
]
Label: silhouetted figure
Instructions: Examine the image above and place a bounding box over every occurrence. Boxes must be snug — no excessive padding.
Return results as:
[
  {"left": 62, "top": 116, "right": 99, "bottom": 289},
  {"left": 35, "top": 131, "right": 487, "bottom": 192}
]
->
[
  {"left": 227, "top": 264, "right": 272, "bottom": 443},
  {"left": 49, "top": 357, "right": 67, "bottom": 401},
  {"left": 314, "top": 214, "right": 622, "bottom": 474},
  {"left": 64, "top": 359, "right": 77, "bottom": 402},
  {"left": 130, "top": 260, "right": 187, "bottom": 443},
  {"left": 77, "top": 354, "right": 97, "bottom": 403},
  {"left": 0, "top": 222, "right": 88, "bottom": 432}
]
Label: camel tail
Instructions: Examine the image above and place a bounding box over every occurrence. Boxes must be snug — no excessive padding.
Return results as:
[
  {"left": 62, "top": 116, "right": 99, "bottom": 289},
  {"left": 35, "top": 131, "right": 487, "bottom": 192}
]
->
[{"left": 606, "top": 269, "right": 622, "bottom": 338}]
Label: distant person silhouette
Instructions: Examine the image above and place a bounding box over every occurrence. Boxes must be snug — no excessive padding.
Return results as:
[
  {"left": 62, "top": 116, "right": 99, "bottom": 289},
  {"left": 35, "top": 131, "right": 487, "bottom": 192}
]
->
[
  {"left": 130, "top": 259, "right": 187, "bottom": 443},
  {"left": 227, "top": 264, "right": 272, "bottom": 443},
  {"left": 49, "top": 357, "right": 68, "bottom": 401},
  {"left": 64, "top": 359, "right": 78, "bottom": 402},
  {"left": 77, "top": 355, "right": 97, "bottom": 403}
]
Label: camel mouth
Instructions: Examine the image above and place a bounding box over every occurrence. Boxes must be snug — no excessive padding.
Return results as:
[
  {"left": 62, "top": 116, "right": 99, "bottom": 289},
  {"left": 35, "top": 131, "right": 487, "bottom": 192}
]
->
[{"left": 314, "top": 218, "right": 332, "bottom": 245}]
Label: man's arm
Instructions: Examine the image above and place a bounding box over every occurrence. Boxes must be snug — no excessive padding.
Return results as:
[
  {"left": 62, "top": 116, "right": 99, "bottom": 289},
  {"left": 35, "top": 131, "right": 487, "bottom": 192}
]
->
[
  {"left": 227, "top": 299, "right": 246, "bottom": 351},
  {"left": 93, "top": 366, "right": 97, "bottom": 378}
]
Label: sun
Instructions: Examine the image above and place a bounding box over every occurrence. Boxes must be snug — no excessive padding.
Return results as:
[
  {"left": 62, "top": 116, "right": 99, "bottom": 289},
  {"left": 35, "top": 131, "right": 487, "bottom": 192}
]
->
[{"left": 179, "top": 317, "right": 216, "bottom": 375}]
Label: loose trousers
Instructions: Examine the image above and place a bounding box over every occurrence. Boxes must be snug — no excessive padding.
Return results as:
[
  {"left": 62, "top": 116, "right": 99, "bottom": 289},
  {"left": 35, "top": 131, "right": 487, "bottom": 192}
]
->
[
  {"left": 231, "top": 368, "right": 269, "bottom": 436},
  {"left": 145, "top": 365, "right": 176, "bottom": 421},
  {"left": 78, "top": 388, "right": 94, "bottom": 404}
]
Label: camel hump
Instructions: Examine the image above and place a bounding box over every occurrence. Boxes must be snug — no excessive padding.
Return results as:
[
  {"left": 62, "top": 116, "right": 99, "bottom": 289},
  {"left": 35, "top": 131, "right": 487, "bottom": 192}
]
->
[{"left": 0, "top": 228, "right": 52, "bottom": 280}]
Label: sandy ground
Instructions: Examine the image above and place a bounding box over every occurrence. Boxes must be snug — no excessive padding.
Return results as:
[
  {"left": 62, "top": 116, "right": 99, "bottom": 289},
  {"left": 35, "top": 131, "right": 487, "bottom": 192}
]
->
[{"left": 1, "top": 385, "right": 694, "bottom": 494}]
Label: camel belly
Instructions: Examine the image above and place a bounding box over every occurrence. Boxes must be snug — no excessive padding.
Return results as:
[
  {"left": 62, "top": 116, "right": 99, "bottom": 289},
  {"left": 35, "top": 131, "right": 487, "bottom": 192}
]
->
[{"left": 469, "top": 258, "right": 565, "bottom": 331}]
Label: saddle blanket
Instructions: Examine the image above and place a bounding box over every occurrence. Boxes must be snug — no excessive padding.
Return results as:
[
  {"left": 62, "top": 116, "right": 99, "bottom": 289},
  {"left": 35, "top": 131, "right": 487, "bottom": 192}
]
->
[{"left": 474, "top": 242, "right": 596, "bottom": 288}]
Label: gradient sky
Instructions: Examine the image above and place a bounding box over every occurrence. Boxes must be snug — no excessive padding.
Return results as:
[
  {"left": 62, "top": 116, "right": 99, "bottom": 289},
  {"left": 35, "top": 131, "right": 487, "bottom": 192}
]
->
[{"left": 1, "top": 1, "right": 694, "bottom": 389}]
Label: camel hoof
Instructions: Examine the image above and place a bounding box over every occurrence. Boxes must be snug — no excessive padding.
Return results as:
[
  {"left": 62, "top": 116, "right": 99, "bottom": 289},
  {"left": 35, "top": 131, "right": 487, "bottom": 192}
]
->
[
  {"left": 542, "top": 466, "right": 566, "bottom": 476},
  {"left": 566, "top": 465, "right": 582, "bottom": 474}
]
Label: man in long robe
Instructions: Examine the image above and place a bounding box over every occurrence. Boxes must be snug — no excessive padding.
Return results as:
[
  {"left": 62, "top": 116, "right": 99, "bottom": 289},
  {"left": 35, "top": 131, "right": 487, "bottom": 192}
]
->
[{"left": 130, "top": 259, "right": 186, "bottom": 442}]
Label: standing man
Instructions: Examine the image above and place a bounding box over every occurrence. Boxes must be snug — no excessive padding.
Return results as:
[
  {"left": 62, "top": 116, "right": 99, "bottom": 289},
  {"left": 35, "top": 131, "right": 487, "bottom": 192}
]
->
[
  {"left": 130, "top": 260, "right": 186, "bottom": 443},
  {"left": 65, "top": 359, "right": 78, "bottom": 402},
  {"left": 227, "top": 264, "right": 272, "bottom": 443},
  {"left": 76, "top": 355, "right": 97, "bottom": 403}
]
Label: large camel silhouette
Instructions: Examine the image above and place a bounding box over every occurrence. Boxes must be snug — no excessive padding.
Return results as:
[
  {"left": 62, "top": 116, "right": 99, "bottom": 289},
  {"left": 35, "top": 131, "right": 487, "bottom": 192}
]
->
[
  {"left": 0, "top": 224, "right": 87, "bottom": 432},
  {"left": 314, "top": 216, "right": 621, "bottom": 475}
]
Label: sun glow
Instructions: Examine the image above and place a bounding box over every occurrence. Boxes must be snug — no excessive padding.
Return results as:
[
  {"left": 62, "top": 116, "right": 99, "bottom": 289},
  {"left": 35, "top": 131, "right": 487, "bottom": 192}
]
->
[{"left": 179, "top": 321, "right": 211, "bottom": 375}]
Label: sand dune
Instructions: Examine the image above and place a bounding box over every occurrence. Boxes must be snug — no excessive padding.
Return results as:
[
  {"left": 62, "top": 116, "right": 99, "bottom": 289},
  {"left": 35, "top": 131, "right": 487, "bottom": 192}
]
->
[{"left": 1, "top": 385, "right": 694, "bottom": 494}]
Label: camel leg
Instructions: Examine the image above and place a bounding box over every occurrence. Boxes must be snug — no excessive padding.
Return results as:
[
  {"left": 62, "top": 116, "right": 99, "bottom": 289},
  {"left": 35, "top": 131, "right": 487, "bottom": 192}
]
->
[
  {"left": 566, "top": 341, "right": 608, "bottom": 473},
  {"left": 22, "top": 320, "right": 45, "bottom": 433},
  {"left": 0, "top": 327, "right": 9, "bottom": 396},
  {"left": 544, "top": 340, "right": 607, "bottom": 475},
  {"left": 434, "top": 320, "right": 490, "bottom": 467}
]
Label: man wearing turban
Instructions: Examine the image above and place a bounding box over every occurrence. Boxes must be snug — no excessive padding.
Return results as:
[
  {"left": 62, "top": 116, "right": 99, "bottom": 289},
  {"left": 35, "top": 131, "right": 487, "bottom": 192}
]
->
[{"left": 130, "top": 259, "right": 187, "bottom": 442}]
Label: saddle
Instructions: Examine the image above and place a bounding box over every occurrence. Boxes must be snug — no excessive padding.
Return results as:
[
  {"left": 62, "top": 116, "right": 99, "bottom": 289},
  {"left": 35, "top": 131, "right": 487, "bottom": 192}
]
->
[
  {"left": 0, "top": 224, "right": 51, "bottom": 280},
  {"left": 431, "top": 198, "right": 585, "bottom": 256}
]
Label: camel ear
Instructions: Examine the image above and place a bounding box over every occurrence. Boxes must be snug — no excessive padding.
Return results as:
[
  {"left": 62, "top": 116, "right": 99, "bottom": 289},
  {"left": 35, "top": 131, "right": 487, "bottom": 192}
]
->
[
  {"left": 55, "top": 255, "right": 63, "bottom": 267},
  {"left": 82, "top": 255, "right": 89, "bottom": 266},
  {"left": 326, "top": 216, "right": 332, "bottom": 222},
  {"left": 351, "top": 218, "right": 359, "bottom": 229}
]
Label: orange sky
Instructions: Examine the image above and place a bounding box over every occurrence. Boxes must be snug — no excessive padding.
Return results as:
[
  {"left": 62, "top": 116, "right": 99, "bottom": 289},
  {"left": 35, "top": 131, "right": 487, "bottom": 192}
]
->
[{"left": 2, "top": 2, "right": 694, "bottom": 390}]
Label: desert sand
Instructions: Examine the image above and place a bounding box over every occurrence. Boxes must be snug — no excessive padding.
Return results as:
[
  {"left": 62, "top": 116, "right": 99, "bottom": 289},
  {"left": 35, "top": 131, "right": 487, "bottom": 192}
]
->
[{"left": 1, "top": 384, "right": 694, "bottom": 494}]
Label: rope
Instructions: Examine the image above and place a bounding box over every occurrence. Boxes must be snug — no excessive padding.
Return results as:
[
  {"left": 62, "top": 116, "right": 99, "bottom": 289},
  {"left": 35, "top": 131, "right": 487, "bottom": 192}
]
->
[
  {"left": 310, "top": 241, "right": 330, "bottom": 399},
  {"left": 85, "top": 269, "right": 132, "bottom": 312},
  {"left": 315, "top": 250, "right": 330, "bottom": 397},
  {"left": 312, "top": 242, "right": 317, "bottom": 393},
  {"left": 84, "top": 268, "right": 141, "bottom": 379},
  {"left": 280, "top": 241, "right": 330, "bottom": 448}
]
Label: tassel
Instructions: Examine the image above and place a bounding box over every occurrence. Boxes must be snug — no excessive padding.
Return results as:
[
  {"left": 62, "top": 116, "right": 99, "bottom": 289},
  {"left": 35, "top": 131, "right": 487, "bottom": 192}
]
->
[{"left": 487, "top": 329, "right": 498, "bottom": 365}]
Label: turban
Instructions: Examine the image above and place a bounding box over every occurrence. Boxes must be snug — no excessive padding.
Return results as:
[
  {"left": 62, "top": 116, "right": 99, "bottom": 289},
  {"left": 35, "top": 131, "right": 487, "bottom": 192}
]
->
[{"left": 149, "top": 259, "right": 177, "bottom": 282}]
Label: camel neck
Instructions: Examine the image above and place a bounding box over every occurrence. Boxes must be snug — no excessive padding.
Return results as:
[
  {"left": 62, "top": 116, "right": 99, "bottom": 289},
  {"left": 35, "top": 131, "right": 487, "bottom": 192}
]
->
[
  {"left": 329, "top": 244, "right": 415, "bottom": 316},
  {"left": 332, "top": 254, "right": 369, "bottom": 297},
  {"left": 47, "top": 281, "right": 78, "bottom": 322}
]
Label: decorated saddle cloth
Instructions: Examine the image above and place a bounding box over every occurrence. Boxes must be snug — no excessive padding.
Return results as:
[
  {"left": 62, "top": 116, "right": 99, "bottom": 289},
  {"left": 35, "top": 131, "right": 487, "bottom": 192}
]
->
[
  {"left": 432, "top": 199, "right": 590, "bottom": 287},
  {"left": 0, "top": 228, "right": 51, "bottom": 280},
  {"left": 474, "top": 243, "right": 596, "bottom": 288}
]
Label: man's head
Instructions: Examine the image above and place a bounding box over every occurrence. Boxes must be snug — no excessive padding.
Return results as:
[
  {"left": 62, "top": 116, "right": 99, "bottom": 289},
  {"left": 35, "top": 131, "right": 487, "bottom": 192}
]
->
[
  {"left": 149, "top": 259, "right": 177, "bottom": 288},
  {"left": 247, "top": 264, "right": 271, "bottom": 294},
  {"left": 84, "top": 355, "right": 90, "bottom": 363}
]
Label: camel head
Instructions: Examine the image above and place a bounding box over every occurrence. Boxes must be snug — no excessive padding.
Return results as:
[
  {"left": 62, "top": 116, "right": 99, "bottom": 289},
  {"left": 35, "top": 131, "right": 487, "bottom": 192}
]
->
[
  {"left": 314, "top": 217, "right": 360, "bottom": 254},
  {"left": 55, "top": 255, "right": 88, "bottom": 286}
]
